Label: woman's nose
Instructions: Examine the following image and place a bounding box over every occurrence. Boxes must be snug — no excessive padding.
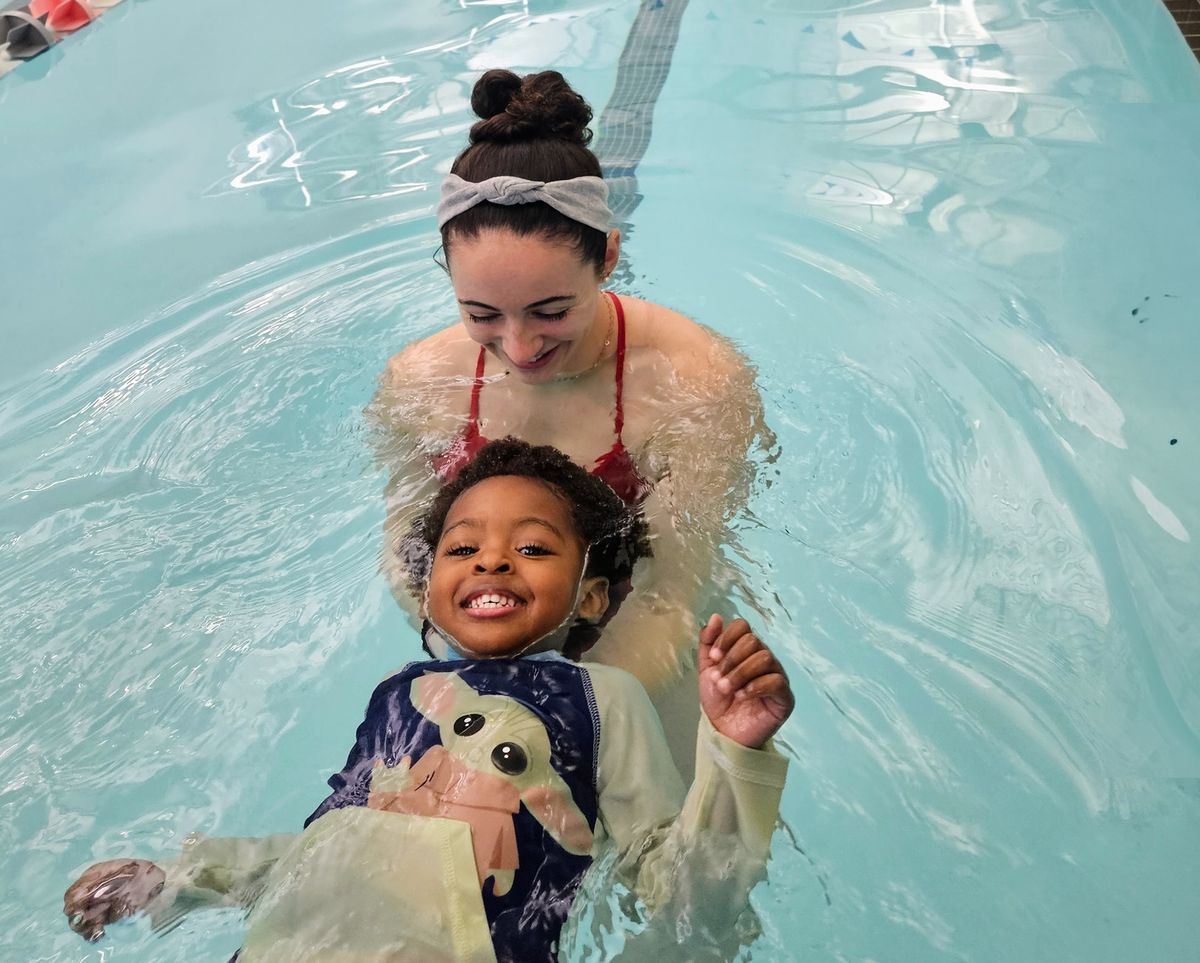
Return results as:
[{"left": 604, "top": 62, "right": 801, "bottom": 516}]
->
[{"left": 502, "top": 328, "right": 544, "bottom": 365}]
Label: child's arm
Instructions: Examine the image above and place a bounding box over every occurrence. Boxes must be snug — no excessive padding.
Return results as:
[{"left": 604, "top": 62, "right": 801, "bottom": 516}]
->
[
  {"left": 63, "top": 672, "right": 405, "bottom": 943},
  {"left": 585, "top": 616, "right": 792, "bottom": 938},
  {"left": 64, "top": 833, "right": 297, "bottom": 942},
  {"left": 657, "top": 615, "right": 790, "bottom": 877}
]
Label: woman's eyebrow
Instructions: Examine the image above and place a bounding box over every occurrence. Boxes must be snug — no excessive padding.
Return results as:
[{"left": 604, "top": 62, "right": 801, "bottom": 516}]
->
[{"left": 457, "top": 295, "right": 576, "bottom": 311}]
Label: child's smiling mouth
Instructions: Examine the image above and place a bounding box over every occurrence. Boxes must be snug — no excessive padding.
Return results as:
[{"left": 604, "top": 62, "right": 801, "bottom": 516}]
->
[{"left": 461, "top": 589, "right": 526, "bottom": 617}]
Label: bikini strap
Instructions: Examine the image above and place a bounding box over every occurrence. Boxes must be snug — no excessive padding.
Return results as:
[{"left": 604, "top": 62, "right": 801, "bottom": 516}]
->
[
  {"left": 609, "top": 292, "right": 627, "bottom": 442},
  {"left": 468, "top": 346, "right": 487, "bottom": 427}
]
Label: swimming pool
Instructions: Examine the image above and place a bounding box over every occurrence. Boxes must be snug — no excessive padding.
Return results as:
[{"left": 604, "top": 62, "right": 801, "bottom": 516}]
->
[{"left": 3, "top": 0, "right": 1199, "bottom": 959}]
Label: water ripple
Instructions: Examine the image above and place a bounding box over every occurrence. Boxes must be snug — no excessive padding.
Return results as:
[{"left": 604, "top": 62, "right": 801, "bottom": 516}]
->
[{"left": 4, "top": 0, "right": 1200, "bottom": 961}]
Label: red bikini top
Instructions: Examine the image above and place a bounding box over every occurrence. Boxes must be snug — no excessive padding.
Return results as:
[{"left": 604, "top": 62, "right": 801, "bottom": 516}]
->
[{"left": 432, "top": 291, "right": 650, "bottom": 505}]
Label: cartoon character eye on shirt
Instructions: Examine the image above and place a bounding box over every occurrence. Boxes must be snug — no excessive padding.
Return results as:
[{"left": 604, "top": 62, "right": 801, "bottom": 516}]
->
[{"left": 367, "top": 672, "right": 593, "bottom": 897}]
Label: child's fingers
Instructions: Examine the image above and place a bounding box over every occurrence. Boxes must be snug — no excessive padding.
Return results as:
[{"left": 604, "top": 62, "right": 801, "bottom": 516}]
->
[
  {"left": 715, "top": 647, "right": 781, "bottom": 695},
  {"left": 698, "top": 614, "right": 723, "bottom": 671},
  {"left": 66, "top": 896, "right": 126, "bottom": 941},
  {"left": 708, "top": 617, "right": 752, "bottom": 662},
  {"left": 729, "top": 672, "right": 796, "bottom": 715},
  {"left": 735, "top": 663, "right": 791, "bottom": 694},
  {"left": 714, "top": 628, "right": 763, "bottom": 678},
  {"left": 732, "top": 671, "right": 795, "bottom": 715}
]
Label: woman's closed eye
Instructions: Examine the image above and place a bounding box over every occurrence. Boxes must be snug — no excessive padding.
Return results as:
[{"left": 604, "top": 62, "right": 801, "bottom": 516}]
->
[{"left": 468, "top": 310, "right": 568, "bottom": 323}]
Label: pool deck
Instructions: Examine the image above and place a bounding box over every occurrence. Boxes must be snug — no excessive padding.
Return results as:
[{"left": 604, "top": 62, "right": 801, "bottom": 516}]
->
[{"left": 1164, "top": 0, "right": 1200, "bottom": 56}]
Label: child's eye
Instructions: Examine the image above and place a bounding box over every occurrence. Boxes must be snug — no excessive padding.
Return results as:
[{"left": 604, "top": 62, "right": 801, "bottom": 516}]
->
[
  {"left": 517, "top": 544, "right": 552, "bottom": 557},
  {"left": 534, "top": 309, "right": 568, "bottom": 321},
  {"left": 444, "top": 544, "right": 477, "bottom": 557}
]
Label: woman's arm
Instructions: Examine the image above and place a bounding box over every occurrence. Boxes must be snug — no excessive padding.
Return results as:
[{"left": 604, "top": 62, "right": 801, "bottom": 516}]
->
[
  {"left": 588, "top": 329, "right": 773, "bottom": 691},
  {"left": 367, "top": 340, "right": 462, "bottom": 618},
  {"left": 651, "top": 329, "right": 772, "bottom": 529}
]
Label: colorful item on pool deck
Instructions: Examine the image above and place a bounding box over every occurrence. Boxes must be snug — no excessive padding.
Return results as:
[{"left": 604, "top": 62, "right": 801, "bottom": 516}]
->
[
  {"left": 29, "top": 0, "right": 92, "bottom": 32},
  {"left": 1, "top": 9, "right": 56, "bottom": 59},
  {"left": 0, "top": 0, "right": 122, "bottom": 74}
]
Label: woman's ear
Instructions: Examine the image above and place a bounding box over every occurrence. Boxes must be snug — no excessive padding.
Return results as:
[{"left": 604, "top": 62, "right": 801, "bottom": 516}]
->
[
  {"left": 602, "top": 230, "right": 621, "bottom": 279},
  {"left": 576, "top": 576, "right": 610, "bottom": 624}
]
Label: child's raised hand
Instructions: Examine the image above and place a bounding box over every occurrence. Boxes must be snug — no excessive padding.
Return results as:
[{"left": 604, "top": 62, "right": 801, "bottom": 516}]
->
[
  {"left": 64, "top": 858, "right": 166, "bottom": 942},
  {"left": 698, "top": 615, "right": 794, "bottom": 749}
]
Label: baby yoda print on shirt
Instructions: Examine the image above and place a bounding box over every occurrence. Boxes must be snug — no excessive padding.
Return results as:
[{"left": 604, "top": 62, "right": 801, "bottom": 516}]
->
[
  {"left": 305, "top": 658, "right": 601, "bottom": 963},
  {"left": 365, "top": 672, "right": 594, "bottom": 897}
]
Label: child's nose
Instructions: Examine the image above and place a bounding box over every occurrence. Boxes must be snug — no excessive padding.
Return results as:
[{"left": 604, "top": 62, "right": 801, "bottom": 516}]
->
[{"left": 473, "top": 553, "right": 512, "bottom": 573}]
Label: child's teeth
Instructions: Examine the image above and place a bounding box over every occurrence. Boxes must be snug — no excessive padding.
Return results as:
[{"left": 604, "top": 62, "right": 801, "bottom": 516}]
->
[{"left": 470, "top": 594, "right": 516, "bottom": 609}]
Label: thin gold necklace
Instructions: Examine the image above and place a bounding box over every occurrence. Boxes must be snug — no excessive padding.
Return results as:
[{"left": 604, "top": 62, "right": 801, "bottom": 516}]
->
[
  {"left": 589, "top": 293, "right": 616, "bottom": 371},
  {"left": 555, "top": 292, "right": 614, "bottom": 381}
]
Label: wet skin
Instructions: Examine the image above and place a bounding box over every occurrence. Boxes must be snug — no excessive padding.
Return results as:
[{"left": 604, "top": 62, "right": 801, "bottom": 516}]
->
[
  {"left": 448, "top": 230, "right": 619, "bottom": 385},
  {"left": 426, "top": 475, "right": 609, "bottom": 658}
]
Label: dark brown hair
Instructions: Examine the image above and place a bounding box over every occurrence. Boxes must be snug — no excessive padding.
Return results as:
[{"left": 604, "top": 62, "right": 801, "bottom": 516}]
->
[
  {"left": 406, "top": 437, "right": 651, "bottom": 593},
  {"left": 441, "top": 70, "right": 608, "bottom": 273}
]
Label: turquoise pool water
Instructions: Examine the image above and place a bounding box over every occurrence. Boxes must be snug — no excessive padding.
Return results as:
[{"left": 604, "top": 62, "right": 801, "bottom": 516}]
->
[{"left": 3, "top": 0, "right": 1199, "bottom": 959}]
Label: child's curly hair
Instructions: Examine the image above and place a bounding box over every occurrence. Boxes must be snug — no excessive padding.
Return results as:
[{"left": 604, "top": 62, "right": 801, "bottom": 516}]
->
[{"left": 402, "top": 437, "right": 652, "bottom": 597}]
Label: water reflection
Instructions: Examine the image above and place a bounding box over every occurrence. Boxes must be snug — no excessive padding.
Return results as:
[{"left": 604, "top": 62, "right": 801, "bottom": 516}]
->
[
  {"left": 4, "top": 1, "right": 1199, "bottom": 961},
  {"left": 783, "top": 0, "right": 1146, "bottom": 264},
  {"left": 207, "top": 58, "right": 433, "bottom": 207}
]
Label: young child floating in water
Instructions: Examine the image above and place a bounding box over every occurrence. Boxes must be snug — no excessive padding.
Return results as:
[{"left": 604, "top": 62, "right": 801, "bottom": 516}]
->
[{"left": 65, "top": 438, "right": 794, "bottom": 962}]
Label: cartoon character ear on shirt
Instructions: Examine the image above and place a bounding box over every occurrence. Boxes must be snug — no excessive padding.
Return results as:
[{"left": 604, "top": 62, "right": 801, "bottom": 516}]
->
[
  {"left": 411, "top": 671, "right": 464, "bottom": 723},
  {"left": 521, "top": 782, "right": 592, "bottom": 855}
]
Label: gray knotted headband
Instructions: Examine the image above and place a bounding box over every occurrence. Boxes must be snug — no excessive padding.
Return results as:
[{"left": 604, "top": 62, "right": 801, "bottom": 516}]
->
[{"left": 437, "top": 173, "right": 611, "bottom": 234}]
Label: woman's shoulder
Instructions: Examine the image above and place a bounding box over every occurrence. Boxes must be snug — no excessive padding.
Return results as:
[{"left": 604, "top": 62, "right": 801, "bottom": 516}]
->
[
  {"left": 373, "top": 326, "right": 482, "bottom": 437},
  {"left": 383, "top": 325, "right": 479, "bottom": 386},
  {"left": 620, "top": 295, "right": 748, "bottom": 386}
]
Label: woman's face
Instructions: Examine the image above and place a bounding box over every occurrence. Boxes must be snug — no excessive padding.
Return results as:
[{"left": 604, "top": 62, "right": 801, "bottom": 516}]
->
[{"left": 447, "top": 229, "right": 617, "bottom": 385}]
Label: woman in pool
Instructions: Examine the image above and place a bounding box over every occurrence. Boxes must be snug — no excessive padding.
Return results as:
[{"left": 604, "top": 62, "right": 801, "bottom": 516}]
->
[{"left": 373, "top": 69, "right": 769, "bottom": 697}]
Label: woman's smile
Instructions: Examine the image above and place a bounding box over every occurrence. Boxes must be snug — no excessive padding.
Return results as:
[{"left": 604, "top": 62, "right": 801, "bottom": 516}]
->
[{"left": 505, "top": 343, "right": 561, "bottom": 371}]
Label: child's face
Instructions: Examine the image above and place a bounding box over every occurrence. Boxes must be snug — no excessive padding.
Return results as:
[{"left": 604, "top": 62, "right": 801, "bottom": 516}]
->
[{"left": 426, "top": 475, "right": 609, "bottom": 657}]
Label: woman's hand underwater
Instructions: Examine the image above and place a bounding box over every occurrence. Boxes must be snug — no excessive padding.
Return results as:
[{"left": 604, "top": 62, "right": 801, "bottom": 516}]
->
[
  {"left": 64, "top": 858, "right": 166, "bottom": 942},
  {"left": 698, "top": 615, "right": 794, "bottom": 749}
]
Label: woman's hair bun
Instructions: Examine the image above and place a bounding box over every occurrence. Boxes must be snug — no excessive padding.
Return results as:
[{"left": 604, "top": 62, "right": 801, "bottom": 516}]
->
[{"left": 469, "top": 70, "right": 593, "bottom": 146}]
